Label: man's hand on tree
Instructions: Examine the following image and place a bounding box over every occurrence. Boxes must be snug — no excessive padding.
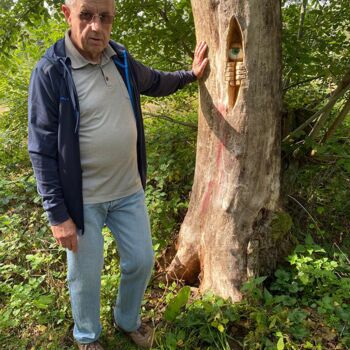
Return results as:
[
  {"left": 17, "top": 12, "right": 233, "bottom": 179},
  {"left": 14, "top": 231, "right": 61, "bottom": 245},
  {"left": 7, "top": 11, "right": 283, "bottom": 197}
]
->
[
  {"left": 192, "top": 41, "right": 209, "bottom": 79},
  {"left": 51, "top": 218, "right": 78, "bottom": 253}
]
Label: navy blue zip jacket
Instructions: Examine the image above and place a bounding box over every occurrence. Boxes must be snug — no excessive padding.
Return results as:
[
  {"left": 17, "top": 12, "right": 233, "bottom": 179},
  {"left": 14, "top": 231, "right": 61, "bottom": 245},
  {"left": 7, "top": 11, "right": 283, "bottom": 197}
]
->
[{"left": 28, "top": 38, "right": 196, "bottom": 231}]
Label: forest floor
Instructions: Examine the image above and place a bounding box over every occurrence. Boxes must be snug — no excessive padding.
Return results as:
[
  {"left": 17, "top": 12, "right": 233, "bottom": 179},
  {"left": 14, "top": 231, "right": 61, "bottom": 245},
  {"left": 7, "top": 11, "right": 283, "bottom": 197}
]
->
[{"left": 0, "top": 116, "right": 349, "bottom": 349}]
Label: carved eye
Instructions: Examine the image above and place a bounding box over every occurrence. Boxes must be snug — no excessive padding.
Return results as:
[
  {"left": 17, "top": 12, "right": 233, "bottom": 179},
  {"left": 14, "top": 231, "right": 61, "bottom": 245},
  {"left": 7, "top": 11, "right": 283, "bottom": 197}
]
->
[{"left": 229, "top": 48, "right": 241, "bottom": 60}]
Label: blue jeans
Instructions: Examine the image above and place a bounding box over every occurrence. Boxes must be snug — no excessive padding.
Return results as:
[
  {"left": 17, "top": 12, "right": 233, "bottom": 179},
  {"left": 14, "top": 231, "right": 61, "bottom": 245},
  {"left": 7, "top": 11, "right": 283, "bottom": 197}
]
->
[{"left": 66, "top": 189, "right": 154, "bottom": 344}]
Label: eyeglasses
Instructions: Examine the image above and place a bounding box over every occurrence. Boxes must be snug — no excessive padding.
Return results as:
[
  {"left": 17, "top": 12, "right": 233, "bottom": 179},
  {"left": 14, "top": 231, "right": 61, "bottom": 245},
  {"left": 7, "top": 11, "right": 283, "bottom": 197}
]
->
[{"left": 79, "top": 11, "right": 115, "bottom": 24}]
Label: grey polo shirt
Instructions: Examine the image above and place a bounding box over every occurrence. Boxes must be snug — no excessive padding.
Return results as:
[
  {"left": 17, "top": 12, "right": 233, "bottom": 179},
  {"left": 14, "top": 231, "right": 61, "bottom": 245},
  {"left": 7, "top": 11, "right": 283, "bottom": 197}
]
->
[{"left": 65, "top": 32, "right": 142, "bottom": 204}]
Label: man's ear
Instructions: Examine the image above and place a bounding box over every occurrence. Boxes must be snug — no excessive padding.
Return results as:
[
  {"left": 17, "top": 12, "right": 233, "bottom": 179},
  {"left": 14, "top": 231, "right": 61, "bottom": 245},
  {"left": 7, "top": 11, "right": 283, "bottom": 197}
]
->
[{"left": 62, "top": 5, "right": 72, "bottom": 25}]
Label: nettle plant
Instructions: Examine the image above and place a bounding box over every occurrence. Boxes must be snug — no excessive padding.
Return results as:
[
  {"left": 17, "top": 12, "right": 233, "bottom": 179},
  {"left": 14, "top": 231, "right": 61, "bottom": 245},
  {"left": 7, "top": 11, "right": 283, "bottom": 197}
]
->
[
  {"left": 156, "top": 235, "right": 350, "bottom": 350},
  {"left": 268, "top": 236, "right": 350, "bottom": 348}
]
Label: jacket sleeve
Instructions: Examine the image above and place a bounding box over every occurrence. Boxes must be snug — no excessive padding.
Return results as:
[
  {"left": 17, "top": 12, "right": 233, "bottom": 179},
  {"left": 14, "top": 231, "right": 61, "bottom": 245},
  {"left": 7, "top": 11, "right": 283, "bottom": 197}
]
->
[
  {"left": 28, "top": 65, "right": 70, "bottom": 226},
  {"left": 128, "top": 54, "right": 197, "bottom": 97}
]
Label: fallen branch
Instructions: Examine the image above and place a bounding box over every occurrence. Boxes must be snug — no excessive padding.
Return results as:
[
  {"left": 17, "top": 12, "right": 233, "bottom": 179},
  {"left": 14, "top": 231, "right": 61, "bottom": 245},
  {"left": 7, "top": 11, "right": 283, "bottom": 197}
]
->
[
  {"left": 283, "top": 69, "right": 350, "bottom": 142},
  {"left": 309, "top": 84, "right": 350, "bottom": 139},
  {"left": 320, "top": 96, "right": 350, "bottom": 144}
]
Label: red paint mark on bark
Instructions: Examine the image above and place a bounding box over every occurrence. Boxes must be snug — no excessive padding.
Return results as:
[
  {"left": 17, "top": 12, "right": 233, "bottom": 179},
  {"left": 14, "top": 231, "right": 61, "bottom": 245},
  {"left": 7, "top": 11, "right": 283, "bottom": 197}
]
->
[
  {"left": 217, "top": 103, "right": 227, "bottom": 118},
  {"left": 216, "top": 141, "right": 224, "bottom": 167},
  {"left": 201, "top": 180, "right": 215, "bottom": 215},
  {"left": 199, "top": 103, "right": 229, "bottom": 218},
  {"left": 216, "top": 102, "right": 230, "bottom": 147},
  {"left": 215, "top": 102, "right": 228, "bottom": 167}
]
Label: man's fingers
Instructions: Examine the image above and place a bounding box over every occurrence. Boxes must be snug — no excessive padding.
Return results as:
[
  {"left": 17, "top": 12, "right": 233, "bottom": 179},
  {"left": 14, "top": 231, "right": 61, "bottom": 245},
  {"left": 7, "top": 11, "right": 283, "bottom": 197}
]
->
[
  {"left": 195, "top": 41, "right": 203, "bottom": 55},
  {"left": 71, "top": 235, "right": 78, "bottom": 253},
  {"left": 58, "top": 236, "right": 77, "bottom": 252},
  {"left": 199, "top": 43, "right": 208, "bottom": 58},
  {"left": 194, "top": 41, "right": 203, "bottom": 55},
  {"left": 51, "top": 218, "right": 78, "bottom": 252},
  {"left": 59, "top": 237, "right": 68, "bottom": 248},
  {"left": 195, "top": 41, "right": 207, "bottom": 58},
  {"left": 197, "top": 58, "right": 209, "bottom": 77},
  {"left": 196, "top": 42, "right": 208, "bottom": 60},
  {"left": 201, "top": 58, "right": 209, "bottom": 70},
  {"left": 193, "top": 42, "right": 209, "bottom": 78}
]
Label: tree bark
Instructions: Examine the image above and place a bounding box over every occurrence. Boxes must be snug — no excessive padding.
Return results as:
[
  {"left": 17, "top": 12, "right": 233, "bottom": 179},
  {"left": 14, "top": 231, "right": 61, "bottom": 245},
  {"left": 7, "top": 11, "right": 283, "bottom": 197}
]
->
[{"left": 167, "top": 0, "right": 283, "bottom": 301}]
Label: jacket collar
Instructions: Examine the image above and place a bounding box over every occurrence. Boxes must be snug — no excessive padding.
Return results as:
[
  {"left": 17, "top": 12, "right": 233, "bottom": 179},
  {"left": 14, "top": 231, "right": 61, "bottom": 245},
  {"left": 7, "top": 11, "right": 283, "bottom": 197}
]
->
[{"left": 43, "top": 37, "right": 126, "bottom": 70}]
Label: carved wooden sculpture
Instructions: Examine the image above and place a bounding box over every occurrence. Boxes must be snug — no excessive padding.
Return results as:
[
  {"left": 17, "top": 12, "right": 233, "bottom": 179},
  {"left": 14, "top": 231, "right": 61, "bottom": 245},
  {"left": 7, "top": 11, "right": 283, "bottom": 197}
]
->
[{"left": 225, "top": 17, "right": 246, "bottom": 108}]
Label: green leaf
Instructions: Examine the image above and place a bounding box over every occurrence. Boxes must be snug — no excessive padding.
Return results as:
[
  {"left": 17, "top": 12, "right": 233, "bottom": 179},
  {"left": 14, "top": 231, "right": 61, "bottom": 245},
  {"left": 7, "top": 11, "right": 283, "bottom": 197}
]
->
[
  {"left": 32, "top": 294, "right": 54, "bottom": 309},
  {"left": 254, "top": 276, "right": 268, "bottom": 285},
  {"left": 269, "top": 316, "right": 277, "bottom": 329},
  {"left": 277, "top": 336, "right": 285, "bottom": 350},
  {"left": 264, "top": 288, "right": 273, "bottom": 304},
  {"left": 165, "top": 332, "right": 177, "bottom": 348},
  {"left": 305, "top": 234, "right": 315, "bottom": 246},
  {"left": 217, "top": 324, "right": 225, "bottom": 333},
  {"left": 164, "top": 286, "right": 190, "bottom": 322}
]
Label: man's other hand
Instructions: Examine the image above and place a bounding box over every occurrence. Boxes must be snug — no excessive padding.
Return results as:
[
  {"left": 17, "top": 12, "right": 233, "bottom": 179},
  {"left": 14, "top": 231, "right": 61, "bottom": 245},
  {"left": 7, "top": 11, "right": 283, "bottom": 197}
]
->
[
  {"left": 192, "top": 41, "right": 209, "bottom": 79},
  {"left": 51, "top": 218, "right": 78, "bottom": 253}
]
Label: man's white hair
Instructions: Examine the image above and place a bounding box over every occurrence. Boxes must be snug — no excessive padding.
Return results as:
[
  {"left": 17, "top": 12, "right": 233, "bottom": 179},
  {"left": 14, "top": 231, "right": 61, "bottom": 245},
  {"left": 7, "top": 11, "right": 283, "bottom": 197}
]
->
[
  {"left": 64, "top": 0, "right": 115, "bottom": 9},
  {"left": 65, "top": 0, "right": 76, "bottom": 7}
]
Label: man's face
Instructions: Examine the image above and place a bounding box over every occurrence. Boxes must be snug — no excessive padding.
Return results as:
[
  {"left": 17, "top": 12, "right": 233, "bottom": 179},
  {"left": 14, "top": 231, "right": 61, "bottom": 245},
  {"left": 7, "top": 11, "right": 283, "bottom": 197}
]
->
[{"left": 62, "top": 0, "right": 115, "bottom": 62}]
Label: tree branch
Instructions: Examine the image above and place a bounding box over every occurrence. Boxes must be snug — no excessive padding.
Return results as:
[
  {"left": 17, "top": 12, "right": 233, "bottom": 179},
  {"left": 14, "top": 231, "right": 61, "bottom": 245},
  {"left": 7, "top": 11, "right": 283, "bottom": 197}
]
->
[
  {"left": 321, "top": 96, "right": 350, "bottom": 144},
  {"left": 283, "top": 75, "right": 324, "bottom": 92},
  {"left": 283, "top": 68, "right": 350, "bottom": 142},
  {"left": 297, "top": 0, "right": 308, "bottom": 41},
  {"left": 143, "top": 112, "right": 197, "bottom": 130},
  {"left": 308, "top": 69, "right": 350, "bottom": 139}
]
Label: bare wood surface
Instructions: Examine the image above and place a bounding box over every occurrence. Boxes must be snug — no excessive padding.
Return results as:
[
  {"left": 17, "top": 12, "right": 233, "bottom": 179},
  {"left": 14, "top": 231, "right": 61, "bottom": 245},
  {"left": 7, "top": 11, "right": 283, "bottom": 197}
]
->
[{"left": 167, "top": 0, "right": 282, "bottom": 301}]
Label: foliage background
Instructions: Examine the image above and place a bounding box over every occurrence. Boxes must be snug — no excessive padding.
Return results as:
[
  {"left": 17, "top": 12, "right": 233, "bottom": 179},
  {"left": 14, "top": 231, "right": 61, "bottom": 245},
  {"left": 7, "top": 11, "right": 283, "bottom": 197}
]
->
[{"left": 0, "top": 0, "right": 349, "bottom": 349}]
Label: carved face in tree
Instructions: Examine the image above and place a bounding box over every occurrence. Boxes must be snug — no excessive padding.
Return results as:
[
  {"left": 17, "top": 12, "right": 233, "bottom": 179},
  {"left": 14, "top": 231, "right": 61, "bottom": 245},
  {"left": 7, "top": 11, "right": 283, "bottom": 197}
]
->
[{"left": 62, "top": 0, "right": 115, "bottom": 62}]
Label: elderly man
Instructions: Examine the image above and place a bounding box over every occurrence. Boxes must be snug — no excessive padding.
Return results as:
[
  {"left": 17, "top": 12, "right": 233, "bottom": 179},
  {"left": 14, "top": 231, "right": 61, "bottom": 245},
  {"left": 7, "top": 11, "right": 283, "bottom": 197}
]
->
[{"left": 28, "top": 0, "right": 208, "bottom": 349}]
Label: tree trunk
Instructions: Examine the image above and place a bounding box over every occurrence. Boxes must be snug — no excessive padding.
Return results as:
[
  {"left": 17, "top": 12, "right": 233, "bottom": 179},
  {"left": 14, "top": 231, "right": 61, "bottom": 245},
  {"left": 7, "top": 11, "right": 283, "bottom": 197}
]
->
[{"left": 167, "top": 0, "right": 283, "bottom": 301}]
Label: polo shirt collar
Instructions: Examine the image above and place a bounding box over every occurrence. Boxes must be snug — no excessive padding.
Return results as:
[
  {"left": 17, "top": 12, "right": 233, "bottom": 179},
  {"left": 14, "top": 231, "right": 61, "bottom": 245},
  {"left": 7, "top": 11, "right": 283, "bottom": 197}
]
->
[{"left": 64, "top": 30, "right": 115, "bottom": 69}]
